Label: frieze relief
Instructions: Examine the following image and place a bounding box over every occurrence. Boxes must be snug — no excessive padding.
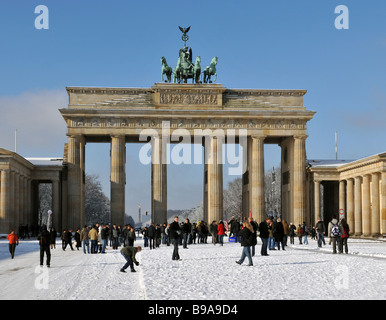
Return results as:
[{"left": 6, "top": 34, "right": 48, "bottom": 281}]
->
[
  {"left": 159, "top": 92, "right": 218, "bottom": 105},
  {"left": 71, "top": 118, "right": 306, "bottom": 130}
]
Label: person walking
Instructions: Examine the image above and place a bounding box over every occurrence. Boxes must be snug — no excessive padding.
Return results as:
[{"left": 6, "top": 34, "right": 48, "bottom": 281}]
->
[
  {"left": 315, "top": 218, "right": 325, "bottom": 248},
  {"left": 182, "top": 219, "right": 191, "bottom": 249},
  {"left": 289, "top": 223, "right": 296, "bottom": 245},
  {"left": 100, "top": 224, "right": 108, "bottom": 253},
  {"left": 88, "top": 225, "right": 99, "bottom": 254},
  {"left": 74, "top": 228, "right": 81, "bottom": 251},
  {"left": 268, "top": 219, "right": 275, "bottom": 250},
  {"left": 49, "top": 227, "right": 56, "bottom": 249},
  {"left": 210, "top": 220, "right": 218, "bottom": 245},
  {"left": 61, "top": 229, "right": 67, "bottom": 250},
  {"left": 259, "top": 217, "right": 270, "bottom": 256},
  {"left": 120, "top": 246, "right": 141, "bottom": 273},
  {"left": 63, "top": 228, "right": 74, "bottom": 251},
  {"left": 111, "top": 224, "right": 120, "bottom": 250},
  {"left": 275, "top": 218, "right": 285, "bottom": 250},
  {"left": 80, "top": 225, "right": 90, "bottom": 254},
  {"left": 298, "top": 224, "right": 303, "bottom": 244},
  {"left": 37, "top": 225, "right": 51, "bottom": 267},
  {"left": 126, "top": 226, "right": 136, "bottom": 247},
  {"left": 329, "top": 216, "right": 343, "bottom": 254},
  {"left": 340, "top": 218, "right": 350, "bottom": 254},
  {"left": 236, "top": 221, "right": 254, "bottom": 266},
  {"left": 248, "top": 217, "right": 258, "bottom": 256},
  {"left": 217, "top": 220, "right": 226, "bottom": 246},
  {"left": 282, "top": 219, "right": 289, "bottom": 247},
  {"left": 147, "top": 223, "right": 156, "bottom": 250},
  {"left": 169, "top": 216, "right": 181, "bottom": 261},
  {"left": 7, "top": 229, "right": 19, "bottom": 259},
  {"left": 302, "top": 222, "right": 309, "bottom": 245}
]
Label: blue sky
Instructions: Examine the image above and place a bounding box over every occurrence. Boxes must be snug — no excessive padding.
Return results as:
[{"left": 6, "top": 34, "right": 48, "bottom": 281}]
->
[{"left": 0, "top": 0, "right": 385, "bottom": 217}]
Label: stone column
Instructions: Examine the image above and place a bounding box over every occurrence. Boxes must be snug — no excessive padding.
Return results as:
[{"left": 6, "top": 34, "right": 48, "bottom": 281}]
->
[
  {"left": 79, "top": 135, "right": 86, "bottom": 228},
  {"left": 247, "top": 135, "right": 265, "bottom": 222},
  {"left": 354, "top": 176, "right": 362, "bottom": 236},
  {"left": 22, "top": 176, "right": 27, "bottom": 225},
  {"left": 371, "top": 173, "right": 380, "bottom": 236},
  {"left": 203, "top": 163, "right": 208, "bottom": 223},
  {"left": 314, "top": 180, "right": 321, "bottom": 223},
  {"left": 346, "top": 178, "right": 354, "bottom": 234},
  {"left": 362, "top": 175, "right": 371, "bottom": 236},
  {"left": 27, "top": 178, "right": 33, "bottom": 226},
  {"left": 151, "top": 135, "right": 167, "bottom": 225},
  {"left": 0, "top": 170, "right": 10, "bottom": 234},
  {"left": 110, "top": 135, "right": 126, "bottom": 226},
  {"left": 293, "top": 136, "right": 307, "bottom": 226},
  {"left": 9, "top": 171, "right": 15, "bottom": 228},
  {"left": 14, "top": 173, "right": 20, "bottom": 228},
  {"left": 52, "top": 178, "right": 61, "bottom": 231},
  {"left": 206, "top": 136, "right": 223, "bottom": 224},
  {"left": 381, "top": 172, "right": 386, "bottom": 236},
  {"left": 339, "top": 180, "right": 346, "bottom": 213},
  {"left": 67, "top": 134, "right": 82, "bottom": 229}
]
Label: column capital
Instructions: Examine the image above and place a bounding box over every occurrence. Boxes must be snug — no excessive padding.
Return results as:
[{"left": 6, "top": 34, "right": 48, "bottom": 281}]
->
[
  {"left": 250, "top": 134, "right": 266, "bottom": 141},
  {"left": 66, "top": 133, "right": 82, "bottom": 139},
  {"left": 293, "top": 134, "right": 308, "bottom": 141},
  {"left": 110, "top": 134, "right": 126, "bottom": 139}
]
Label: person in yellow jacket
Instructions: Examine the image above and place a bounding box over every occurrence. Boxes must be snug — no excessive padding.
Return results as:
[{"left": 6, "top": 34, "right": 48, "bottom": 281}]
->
[{"left": 88, "top": 226, "right": 99, "bottom": 254}]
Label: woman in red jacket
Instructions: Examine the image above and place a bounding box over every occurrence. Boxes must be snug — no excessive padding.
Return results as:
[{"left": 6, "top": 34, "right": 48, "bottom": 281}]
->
[
  {"left": 7, "top": 229, "right": 19, "bottom": 259},
  {"left": 217, "top": 221, "right": 226, "bottom": 246}
]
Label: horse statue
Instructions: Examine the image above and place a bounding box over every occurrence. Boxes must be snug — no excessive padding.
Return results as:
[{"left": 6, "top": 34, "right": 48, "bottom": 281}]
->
[
  {"left": 174, "top": 47, "right": 195, "bottom": 83},
  {"left": 173, "top": 56, "right": 182, "bottom": 83},
  {"left": 203, "top": 57, "right": 218, "bottom": 83},
  {"left": 193, "top": 56, "right": 201, "bottom": 84},
  {"left": 161, "top": 56, "right": 172, "bottom": 83}
]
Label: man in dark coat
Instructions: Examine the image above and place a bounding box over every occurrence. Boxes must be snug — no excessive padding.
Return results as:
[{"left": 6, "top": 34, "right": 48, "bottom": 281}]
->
[
  {"left": 259, "top": 218, "right": 270, "bottom": 256},
  {"left": 248, "top": 217, "right": 258, "bottom": 256},
  {"left": 274, "top": 218, "right": 285, "bottom": 250},
  {"left": 63, "top": 228, "right": 74, "bottom": 251},
  {"left": 182, "top": 219, "right": 191, "bottom": 249},
  {"left": 38, "top": 225, "right": 51, "bottom": 267},
  {"left": 315, "top": 218, "right": 326, "bottom": 248},
  {"left": 147, "top": 223, "right": 156, "bottom": 250},
  {"left": 169, "top": 216, "right": 181, "bottom": 260}
]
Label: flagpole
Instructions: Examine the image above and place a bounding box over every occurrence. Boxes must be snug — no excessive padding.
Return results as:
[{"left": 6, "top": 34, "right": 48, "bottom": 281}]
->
[{"left": 15, "top": 129, "right": 17, "bottom": 153}]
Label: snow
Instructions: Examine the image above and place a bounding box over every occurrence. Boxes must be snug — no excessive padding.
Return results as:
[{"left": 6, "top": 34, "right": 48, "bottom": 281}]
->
[{"left": 1, "top": 236, "right": 386, "bottom": 300}]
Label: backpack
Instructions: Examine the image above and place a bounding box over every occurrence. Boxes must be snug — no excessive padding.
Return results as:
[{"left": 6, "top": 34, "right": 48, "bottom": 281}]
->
[
  {"left": 40, "top": 231, "right": 49, "bottom": 245},
  {"left": 331, "top": 224, "right": 340, "bottom": 237}
]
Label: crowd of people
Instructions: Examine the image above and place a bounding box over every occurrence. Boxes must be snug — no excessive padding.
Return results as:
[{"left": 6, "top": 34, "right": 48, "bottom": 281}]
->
[{"left": 6, "top": 214, "right": 351, "bottom": 270}]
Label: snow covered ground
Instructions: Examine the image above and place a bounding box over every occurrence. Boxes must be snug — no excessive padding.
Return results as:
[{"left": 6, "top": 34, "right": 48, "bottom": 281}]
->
[{"left": 0, "top": 236, "right": 385, "bottom": 300}]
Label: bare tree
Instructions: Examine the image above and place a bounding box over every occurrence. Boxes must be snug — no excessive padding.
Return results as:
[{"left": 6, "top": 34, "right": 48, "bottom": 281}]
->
[
  {"left": 223, "top": 178, "right": 243, "bottom": 221},
  {"left": 85, "top": 173, "right": 110, "bottom": 225},
  {"left": 38, "top": 183, "right": 52, "bottom": 226}
]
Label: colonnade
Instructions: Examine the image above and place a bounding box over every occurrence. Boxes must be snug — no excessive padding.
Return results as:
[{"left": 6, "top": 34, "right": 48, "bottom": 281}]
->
[
  {"left": 313, "top": 169, "right": 386, "bottom": 237},
  {"left": 339, "top": 172, "right": 386, "bottom": 236},
  {"left": 0, "top": 170, "right": 33, "bottom": 231},
  {"left": 64, "top": 133, "right": 308, "bottom": 230},
  {"left": 0, "top": 157, "right": 62, "bottom": 234}
]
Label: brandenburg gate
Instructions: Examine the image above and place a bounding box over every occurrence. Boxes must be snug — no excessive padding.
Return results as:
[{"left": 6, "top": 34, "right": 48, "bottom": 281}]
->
[{"left": 59, "top": 83, "right": 315, "bottom": 228}]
